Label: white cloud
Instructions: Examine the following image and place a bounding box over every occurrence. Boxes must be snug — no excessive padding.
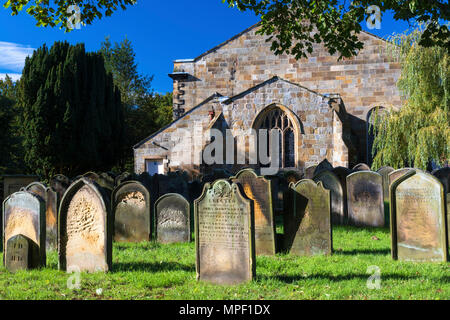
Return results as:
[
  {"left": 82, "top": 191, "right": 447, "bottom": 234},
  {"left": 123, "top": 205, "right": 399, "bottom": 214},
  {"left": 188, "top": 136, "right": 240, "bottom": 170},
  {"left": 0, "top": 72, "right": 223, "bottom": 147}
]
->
[
  {"left": 0, "top": 73, "right": 21, "bottom": 81},
  {"left": 0, "top": 41, "right": 35, "bottom": 72}
]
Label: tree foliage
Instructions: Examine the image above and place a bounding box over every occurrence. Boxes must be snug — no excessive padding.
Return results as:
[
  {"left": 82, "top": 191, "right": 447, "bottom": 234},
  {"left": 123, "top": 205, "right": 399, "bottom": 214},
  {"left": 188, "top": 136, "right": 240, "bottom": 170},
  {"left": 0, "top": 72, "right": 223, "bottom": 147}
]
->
[
  {"left": 371, "top": 26, "right": 449, "bottom": 170},
  {"left": 18, "top": 41, "right": 125, "bottom": 178},
  {"left": 224, "top": 0, "right": 449, "bottom": 59},
  {"left": 3, "top": 0, "right": 137, "bottom": 31}
]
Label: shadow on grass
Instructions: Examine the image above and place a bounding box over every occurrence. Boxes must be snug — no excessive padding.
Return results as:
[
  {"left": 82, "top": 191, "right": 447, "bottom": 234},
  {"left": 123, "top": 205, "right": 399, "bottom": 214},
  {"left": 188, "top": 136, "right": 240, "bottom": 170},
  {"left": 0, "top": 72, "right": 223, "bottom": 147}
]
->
[
  {"left": 334, "top": 249, "right": 391, "bottom": 255},
  {"left": 113, "top": 261, "right": 195, "bottom": 273},
  {"left": 258, "top": 273, "right": 450, "bottom": 283}
]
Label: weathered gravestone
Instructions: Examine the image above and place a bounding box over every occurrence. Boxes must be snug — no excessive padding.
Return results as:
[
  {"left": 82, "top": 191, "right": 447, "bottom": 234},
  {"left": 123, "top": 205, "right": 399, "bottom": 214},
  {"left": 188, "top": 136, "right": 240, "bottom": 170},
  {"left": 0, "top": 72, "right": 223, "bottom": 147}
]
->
[
  {"left": 23, "top": 182, "right": 58, "bottom": 250},
  {"left": 2, "top": 191, "right": 46, "bottom": 267},
  {"left": 114, "top": 172, "right": 134, "bottom": 187},
  {"left": 155, "top": 193, "right": 190, "bottom": 243},
  {"left": 432, "top": 167, "right": 450, "bottom": 194},
  {"left": 388, "top": 168, "right": 415, "bottom": 186},
  {"left": 314, "top": 159, "right": 333, "bottom": 176},
  {"left": 391, "top": 170, "right": 448, "bottom": 262},
  {"left": 313, "top": 170, "right": 344, "bottom": 225},
  {"left": 50, "top": 174, "right": 70, "bottom": 200},
  {"left": 231, "top": 169, "right": 276, "bottom": 255},
  {"left": 5, "top": 234, "right": 40, "bottom": 272},
  {"left": 194, "top": 180, "right": 255, "bottom": 284},
  {"left": 377, "top": 166, "right": 395, "bottom": 226},
  {"left": 304, "top": 165, "right": 318, "bottom": 179},
  {"left": 284, "top": 179, "right": 332, "bottom": 256},
  {"left": 346, "top": 171, "right": 384, "bottom": 227},
  {"left": 332, "top": 166, "right": 352, "bottom": 223},
  {"left": 59, "top": 178, "right": 112, "bottom": 272},
  {"left": 352, "top": 163, "right": 371, "bottom": 171},
  {"left": 112, "top": 181, "right": 151, "bottom": 242}
]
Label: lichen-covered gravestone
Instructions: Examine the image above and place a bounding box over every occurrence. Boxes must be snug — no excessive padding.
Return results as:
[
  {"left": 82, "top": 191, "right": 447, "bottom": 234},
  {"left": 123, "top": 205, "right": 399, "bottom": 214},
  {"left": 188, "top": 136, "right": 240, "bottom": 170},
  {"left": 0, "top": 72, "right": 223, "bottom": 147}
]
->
[
  {"left": 194, "top": 180, "right": 255, "bottom": 284},
  {"left": 313, "top": 170, "right": 344, "bottom": 225},
  {"left": 352, "top": 163, "right": 371, "bottom": 171},
  {"left": 347, "top": 171, "right": 384, "bottom": 227},
  {"left": 112, "top": 181, "right": 151, "bottom": 242},
  {"left": 155, "top": 193, "right": 190, "bottom": 244},
  {"left": 391, "top": 171, "right": 448, "bottom": 262},
  {"left": 5, "top": 234, "right": 40, "bottom": 272},
  {"left": 23, "top": 182, "right": 58, "bottom": 251},
  {"left": 284, "top": 179, "right": 332, "bottom": 256},
  {"left": 59, "top": 178, "right": 112, "bottom": 272},
  {"left": 2, "top": 191, "right": 46, "bottom": 269},
  {"left": 231, "top": 168, "right": 276, "bottom": 255}
]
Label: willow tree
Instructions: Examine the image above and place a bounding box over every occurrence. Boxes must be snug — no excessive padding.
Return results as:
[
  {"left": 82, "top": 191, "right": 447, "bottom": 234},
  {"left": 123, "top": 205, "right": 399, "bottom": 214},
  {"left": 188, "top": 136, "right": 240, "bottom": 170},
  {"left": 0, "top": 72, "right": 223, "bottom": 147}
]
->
[{"left": 371, "top": 25, "right": 449, "bottom": 170}]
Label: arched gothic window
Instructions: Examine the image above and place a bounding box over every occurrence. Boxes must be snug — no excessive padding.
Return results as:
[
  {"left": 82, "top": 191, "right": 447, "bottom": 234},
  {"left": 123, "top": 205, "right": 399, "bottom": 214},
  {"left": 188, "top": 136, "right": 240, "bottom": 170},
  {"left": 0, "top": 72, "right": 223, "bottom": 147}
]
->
[{"left": 258, "top": 107, "right": 296, "bottom": 168}]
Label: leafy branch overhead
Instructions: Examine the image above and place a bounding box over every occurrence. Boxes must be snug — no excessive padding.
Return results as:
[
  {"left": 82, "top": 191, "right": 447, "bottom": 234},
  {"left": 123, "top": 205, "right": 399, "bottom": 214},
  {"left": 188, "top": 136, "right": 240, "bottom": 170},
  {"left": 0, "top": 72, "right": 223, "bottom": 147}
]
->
[
  {"left": 223, "top": 0, "right": 449, "bottom": 59},
  {"left": 3, "top": 0, "right": 137, "bottom": 31}
]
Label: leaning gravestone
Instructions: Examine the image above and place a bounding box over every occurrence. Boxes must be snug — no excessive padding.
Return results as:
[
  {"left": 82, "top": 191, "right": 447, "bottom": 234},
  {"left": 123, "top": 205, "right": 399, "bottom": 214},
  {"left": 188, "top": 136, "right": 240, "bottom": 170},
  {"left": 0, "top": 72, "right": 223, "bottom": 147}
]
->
[
  {"left": 59, "top": 178, "right": 112, "bottom": 272},
  {"left": 23, "top": 182, "right": 58, "bottom": 250},
  {"left": 231, "top": 168, "right": 276, "bottom": 255},
  {"left": 155, "top": 193, "right": 190, "bottom": 244},
  {"left": 112, "top": 181, "right": 151, "bottom": 242},
  {"left": 391, "top": 171, "right": 448, "bottom": 262},
  {"left": 5, "top": 234, "right": 40, "bottom": 273},
  {"left": 432, "top": 167, "right": 450, "bottom": 194},
  {"left": 2, "top": 191, "right": 46, "bottom": 267},
  {"left": 284, "top": 179, "right": 332, "bottom": 256},
  {"left": 352, "top": 163, "right": 371, "bottom": 171},
  {"left": 313, "top": 170, "right": 344, "bottom": 225},
  {"left": 194, "top": 180, "right": 255, "bottom": 284},
  {"left": 346, "top": 171, "right": 384, "bottom": 227}
]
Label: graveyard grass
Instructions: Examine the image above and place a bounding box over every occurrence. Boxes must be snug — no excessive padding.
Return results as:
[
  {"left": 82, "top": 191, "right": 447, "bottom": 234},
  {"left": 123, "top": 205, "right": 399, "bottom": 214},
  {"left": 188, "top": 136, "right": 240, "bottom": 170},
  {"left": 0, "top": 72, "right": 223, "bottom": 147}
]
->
[{"left": 0, "top": 226, "right": 448, "bottom": 300}]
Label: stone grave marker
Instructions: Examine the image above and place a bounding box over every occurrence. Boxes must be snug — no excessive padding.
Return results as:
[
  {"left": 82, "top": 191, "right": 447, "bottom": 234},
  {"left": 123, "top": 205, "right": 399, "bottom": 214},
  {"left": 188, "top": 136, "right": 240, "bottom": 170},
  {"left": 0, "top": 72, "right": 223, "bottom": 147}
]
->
[
  {"left": 391, "top": 171, "right": 448, "bottom": 262},
  {"left": 23, "top": 182, "right": 58, "bottom": 251},
  {"left": 194, "top": 180, "right": 255, "bottom": 284},
  {"left": 388, "top": 168, "right": 415, "bottom": 186},
  {"left": 304, "top": 165, "right": 318, "bottom": 179},
  {"left": 112, "top": 181, "right": 151, "bottom": 242},
  {"left": 332, "top": 166, "right": 352, "bottom": 222},
  {"left": 352, "top": 163, "right": 371, "bottom": 171},
  {"left": 432, "top": 167, "right": 450, "bottom": 194},
  {"left": 231, "top": 168, "right": 276, "bottom": 255},
  {"left": 314, "top": 159, "right": 333, "bottom": 176},
  {"left": 155, "top": 193, "right": 190, "bottom": 244},
  {"left": 284, "top": 179, "right": 332, "bottom": 256},
  {"left": 313, "top": 170, "right": 345, "bottom": 225},
  {"left": 5, "top": 234, "right": 40, "bottom": 272},
  {"left": 346, "top": 171, "right": 384, "bottom": 227},
  {"left": 59, "top": 178, "right": 112, "bottom": 272},
  {"left": 2, "top": 191, "right": 46, "bottom": 267},
  {"left": 50, "top": 174, "right": 70, "bottom": 200}
]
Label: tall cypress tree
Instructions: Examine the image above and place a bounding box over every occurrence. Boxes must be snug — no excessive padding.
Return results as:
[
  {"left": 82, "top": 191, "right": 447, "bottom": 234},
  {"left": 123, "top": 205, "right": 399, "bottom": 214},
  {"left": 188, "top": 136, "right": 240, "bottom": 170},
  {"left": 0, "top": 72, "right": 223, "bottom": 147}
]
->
[{"left": 18, "top": 41, "right": 125, "bottom": 178}]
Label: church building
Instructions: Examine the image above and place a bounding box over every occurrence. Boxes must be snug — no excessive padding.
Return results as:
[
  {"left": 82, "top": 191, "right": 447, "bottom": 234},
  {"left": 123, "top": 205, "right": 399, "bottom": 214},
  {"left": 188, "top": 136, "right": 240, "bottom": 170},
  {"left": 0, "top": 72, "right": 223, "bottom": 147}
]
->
[{"left": 133, "top": 23, "right": 402, "bottom": 178}]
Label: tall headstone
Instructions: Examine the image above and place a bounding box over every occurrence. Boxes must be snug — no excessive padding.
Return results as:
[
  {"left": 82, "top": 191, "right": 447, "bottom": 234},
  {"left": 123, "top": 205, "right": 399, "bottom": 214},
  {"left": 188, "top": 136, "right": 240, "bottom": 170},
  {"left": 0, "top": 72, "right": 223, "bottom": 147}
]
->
[
  {"left": 155, "top": 193, "right": 190, "bottom": 244},
  {"left": 5, "top": 234, "right": 40, "bottom": 272},
  {"left": 59, "top": 178, "right": 112, "bottom": 272},
  {"left": 23, "top": 182, "right": 58, "bottom": 250},
  {"left": 231, "top": 168, "right": 276, "bottom": 255},
  {"left": 194, "top": 180, "right": 255, "bottom": 284},
  {"left": 346, "top": 171, "right": 384, "bottom": 227},
  {"left": 352, "top": 163, "right": 371, "bottom": 171},
  {"left": 2, "top": 191, "right": 46, "bottom": 267},
  {"left": 332, "top": 166, "right": 352, "bottom": 223},
  {"left": 377, "top": 166, "right": 395, "bottom": 225},
  {"left": 112, "top": 181, "right": 151, "bottom": 242},
  {"left": 284, "top": 179, "right": 332, "bottom": 256},
  {"left": 391, "top": 171, "right": 448, "bottom": 262},
  {"left": 313, "top": 170, "right": 344, "bottom": 225}
]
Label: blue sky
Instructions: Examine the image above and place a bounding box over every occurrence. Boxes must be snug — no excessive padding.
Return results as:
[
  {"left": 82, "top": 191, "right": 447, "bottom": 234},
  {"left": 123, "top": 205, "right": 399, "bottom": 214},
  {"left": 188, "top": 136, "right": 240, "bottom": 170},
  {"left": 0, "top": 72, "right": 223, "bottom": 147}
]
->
[{"left": 0, "top": 1, "right": 412, "bottom": 93}]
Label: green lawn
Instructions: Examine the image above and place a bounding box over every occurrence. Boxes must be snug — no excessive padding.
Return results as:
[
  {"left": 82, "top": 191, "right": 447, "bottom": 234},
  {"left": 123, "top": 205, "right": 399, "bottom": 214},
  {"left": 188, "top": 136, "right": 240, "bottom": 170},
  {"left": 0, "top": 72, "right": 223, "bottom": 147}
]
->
[{"left": 0, "top": 226, "right": 448, "bottom": 300}]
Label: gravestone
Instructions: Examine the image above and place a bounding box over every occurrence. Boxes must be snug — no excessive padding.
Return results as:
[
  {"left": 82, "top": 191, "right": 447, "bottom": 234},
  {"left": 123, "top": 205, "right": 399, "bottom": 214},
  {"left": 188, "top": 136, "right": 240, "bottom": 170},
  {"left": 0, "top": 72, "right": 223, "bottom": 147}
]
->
[
  {"left": 304, "top": 165, "right": 318, "bottom": 179},
  {"left": 284, "top": 179, "right": 332, "bottom": 256},
  {"left": 2, "top": 191, "right": 46, "bottom": 267},
  {"left": 112, "top": 181, "right": 151, "bottom": 242},
  {"left": 332, "top": 166, "right": 352, "bottom": 222},
  {"left": 155, "top": 193, "right": 190, "bottom": 244},
  {"left": 23, "top": 182, "right": 58, "bottom": 250},
  {"left": 50, "top": 174, "right": 70, "bottom": 200},
  {"left": 194, "top": 180, "right": 255, "bottom": 284},
  {"left": 346, "top": 171, "right": 384, "bottom": 227},
  {"left": 388, "top": 168, "right": 415, "bottom": 186},
  {"left": 313, "top": 170, "right": 345, "bottom": 225},
  {"left": 352, "top": 163, "right": 371, "bottom": 171},
  {"left": 432, "top": 167, "right": 450, "bottom": 194},
  {"left": 5, "top": 234, "right": 40, "bottom": 272},
  {"left": 115, "top": 172, "right": 134, "bottom": 187},
  {"left": 231, "top": 168, "right": 276, "bottom": 255},
  {"left": 314, "top": 159, "right": 333, "bottom": 176},
  {"left": 377, "top": 166, "right": 395, "bottom": 203},
  {"left": 59, "top": 178, "right": 112, "bottom": 272},
  {"left": 391, "top": 171, "right": 448, "bottom": 262}
]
